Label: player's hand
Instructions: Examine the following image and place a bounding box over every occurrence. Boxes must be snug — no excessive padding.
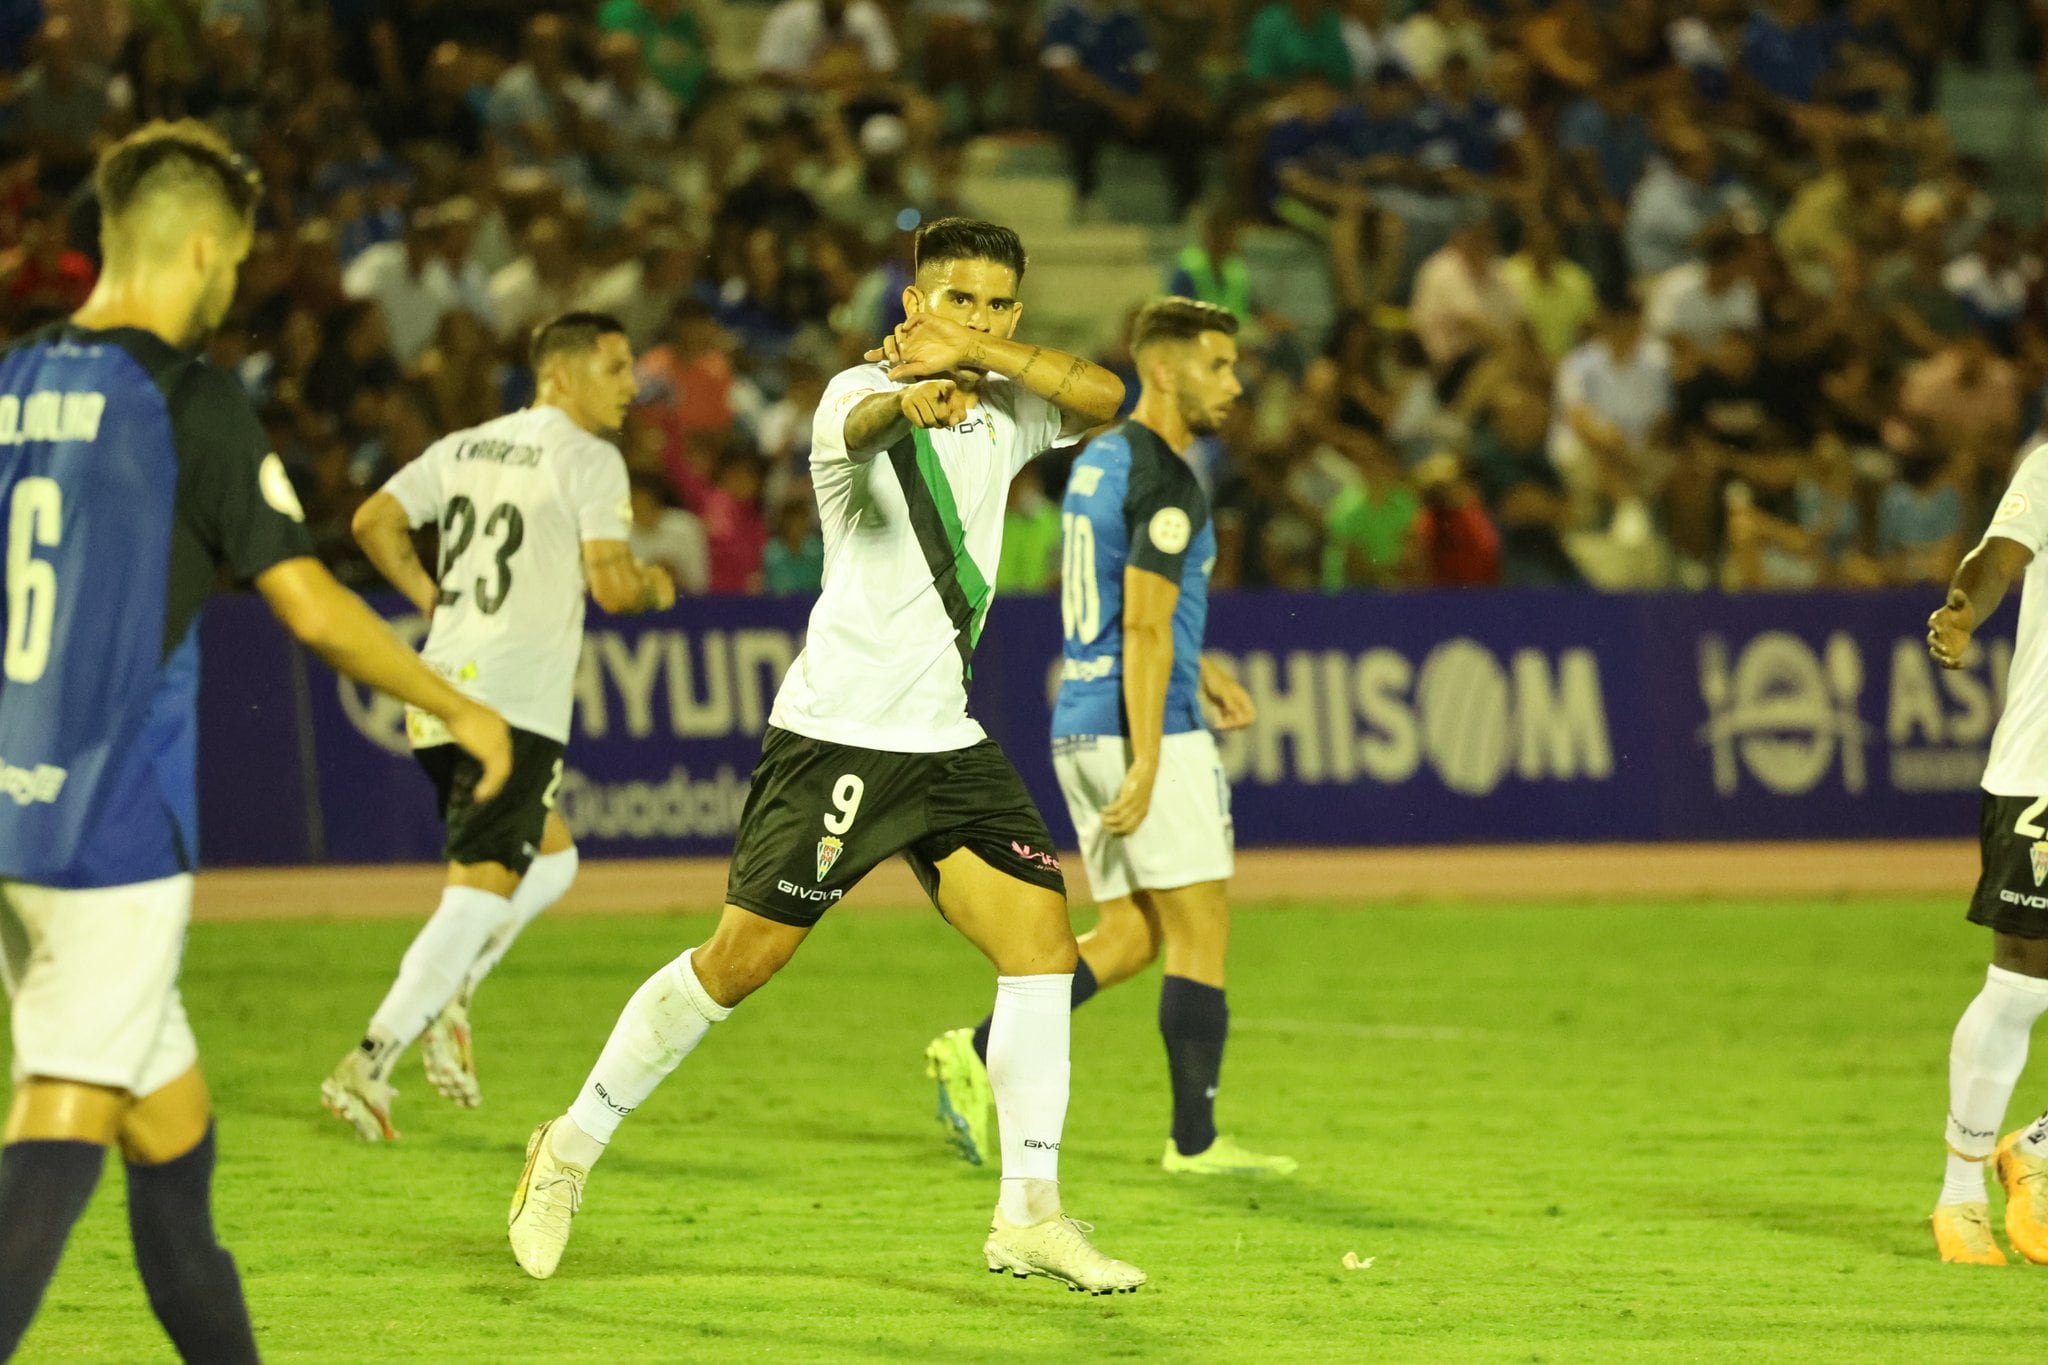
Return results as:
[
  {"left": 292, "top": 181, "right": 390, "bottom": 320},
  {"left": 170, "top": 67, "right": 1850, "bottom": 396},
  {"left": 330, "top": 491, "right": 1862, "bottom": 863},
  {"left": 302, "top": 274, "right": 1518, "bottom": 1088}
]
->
[
  {"left": 1100, "top": 758, "right": 1158, "bottom": 836},
  {"left": 899, "top": 379, "right": 970, "bottom": 429},
  {"left": 1202, "top": 669, "right": 1257, "bottom": 731},
  {"left": 1928, "top": 588, "right": 1976, "bottom": 670},
  {"left": 646, "top": 565, "right": 677, "bottom": 611},
  {"left": 873, "top": 314, "right": 982, "bottom": 383},
  {"left": 444, "top": 701, "right": 513, "bottom": 802}
]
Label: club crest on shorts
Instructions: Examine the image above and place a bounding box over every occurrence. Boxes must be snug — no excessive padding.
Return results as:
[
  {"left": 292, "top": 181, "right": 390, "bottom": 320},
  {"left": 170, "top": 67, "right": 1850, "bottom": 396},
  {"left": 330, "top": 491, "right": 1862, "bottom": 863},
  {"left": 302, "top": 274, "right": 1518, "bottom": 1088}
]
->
[
  {"left": 2032, "top": 840, "right": 2048, "bottom": 887},
  {"left": 815, "top": 835, "right": 843, "bottom": 882}
]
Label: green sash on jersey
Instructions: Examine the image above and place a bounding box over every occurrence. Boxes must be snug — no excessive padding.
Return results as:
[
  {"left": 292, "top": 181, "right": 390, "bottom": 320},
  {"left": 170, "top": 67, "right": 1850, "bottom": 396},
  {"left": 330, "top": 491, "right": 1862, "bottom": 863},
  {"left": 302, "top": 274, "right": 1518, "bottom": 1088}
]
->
[{"left": 888, "top": 429, "right": 993, "bottom": 680}]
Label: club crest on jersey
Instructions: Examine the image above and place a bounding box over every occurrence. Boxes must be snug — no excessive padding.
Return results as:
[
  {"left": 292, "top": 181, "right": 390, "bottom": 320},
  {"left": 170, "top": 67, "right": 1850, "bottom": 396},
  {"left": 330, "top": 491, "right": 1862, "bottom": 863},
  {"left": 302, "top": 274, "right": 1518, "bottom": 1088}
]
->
[
  {"left": 815, "top": 835, "right": 844, "bottom": 882},
  {"left": 2032, "top": 840, "right": 2048, "bottom": 888}
]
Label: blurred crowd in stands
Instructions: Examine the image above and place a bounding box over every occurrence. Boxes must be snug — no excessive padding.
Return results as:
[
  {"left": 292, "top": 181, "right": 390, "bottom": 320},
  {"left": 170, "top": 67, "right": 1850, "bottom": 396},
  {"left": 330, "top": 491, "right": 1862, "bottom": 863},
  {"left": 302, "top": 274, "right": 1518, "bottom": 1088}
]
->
[{"left": 3, "top": 0, "right": 2047, "bottom": 594}]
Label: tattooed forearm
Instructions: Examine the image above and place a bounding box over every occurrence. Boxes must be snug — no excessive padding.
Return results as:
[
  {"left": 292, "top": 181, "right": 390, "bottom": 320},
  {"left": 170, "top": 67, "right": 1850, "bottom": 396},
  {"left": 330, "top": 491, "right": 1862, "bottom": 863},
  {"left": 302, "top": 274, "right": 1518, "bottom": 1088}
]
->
[
  {"left": 1048, "top": 354, "right": 1090, "bottom": 401},
  {"left": 1013, "top": 345, "right": 1045, "bottom": 384}
]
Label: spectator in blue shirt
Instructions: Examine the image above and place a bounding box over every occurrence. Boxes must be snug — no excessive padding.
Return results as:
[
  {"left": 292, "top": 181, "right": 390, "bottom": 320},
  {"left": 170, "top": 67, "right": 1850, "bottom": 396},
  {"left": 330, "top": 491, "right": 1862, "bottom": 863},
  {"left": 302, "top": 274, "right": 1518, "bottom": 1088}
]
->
[
  {"left": 1739, "top": 0, "right": 1849, "bottom": 105},
  {"left": 1556, "top": 79, "right": 1654, "bottom": 298},
  {"left": 1412, "top": 53, "right": 1522, "bottom": 183},
  {"left": 1038, "top": 0, "right": 1205, "bottom": 218},
  {"left": 1259, "top": 69, "right": 1371, "bottom": 222}
]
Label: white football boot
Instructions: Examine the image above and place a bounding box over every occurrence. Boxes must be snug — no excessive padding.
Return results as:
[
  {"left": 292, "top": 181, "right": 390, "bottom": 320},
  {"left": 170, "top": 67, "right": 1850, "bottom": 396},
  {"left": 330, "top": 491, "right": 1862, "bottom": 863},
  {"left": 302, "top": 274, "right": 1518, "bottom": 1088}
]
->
[
  {"left": 320, "top": 1047, "right": 398, "bottom": 1141},
  {"left": 509, "top": 1119, "right": 588, "bottom": 1279},
  {"left": 984, "top": 1211, "right": 1147, "bottom": 1294},
  {"left": 422, "top": 998, "right": 481, "bottom": 1108}
]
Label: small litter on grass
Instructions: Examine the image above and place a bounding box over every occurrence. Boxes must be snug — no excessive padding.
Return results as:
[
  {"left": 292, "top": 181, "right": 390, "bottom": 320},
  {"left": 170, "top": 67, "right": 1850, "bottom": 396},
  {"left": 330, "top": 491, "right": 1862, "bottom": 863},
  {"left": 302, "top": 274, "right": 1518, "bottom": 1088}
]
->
[{"left": 1341, "top": 1252, "right": 1374, "bottom": 1271}]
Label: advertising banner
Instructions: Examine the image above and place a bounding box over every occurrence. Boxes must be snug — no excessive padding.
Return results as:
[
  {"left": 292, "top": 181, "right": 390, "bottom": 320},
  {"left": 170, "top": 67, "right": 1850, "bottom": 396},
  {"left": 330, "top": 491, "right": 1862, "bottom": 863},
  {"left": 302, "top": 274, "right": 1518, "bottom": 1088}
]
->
[{"left": 192, "top": 588, "right": 2009, "bottom": 866}]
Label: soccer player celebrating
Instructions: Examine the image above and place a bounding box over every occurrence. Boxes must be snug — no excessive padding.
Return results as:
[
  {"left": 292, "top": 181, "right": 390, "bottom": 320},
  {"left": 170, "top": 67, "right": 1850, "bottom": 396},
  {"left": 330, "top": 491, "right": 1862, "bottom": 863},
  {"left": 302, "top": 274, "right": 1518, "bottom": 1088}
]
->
[
  {"left": 322, "top": 313, "right": 675, "bottom": 1139},
  {"left": 0, "top": 121, "right": 511, "bottom": 1359},
  {"left": 926, "top": 298, "right": 1297, "bottom": 1176},
  {"left": 506, "top": 218, "right": 1147, "bottom": 1294},
  {"left": 1927, "top": 443, "right": 2048, "bottom": 1264}
]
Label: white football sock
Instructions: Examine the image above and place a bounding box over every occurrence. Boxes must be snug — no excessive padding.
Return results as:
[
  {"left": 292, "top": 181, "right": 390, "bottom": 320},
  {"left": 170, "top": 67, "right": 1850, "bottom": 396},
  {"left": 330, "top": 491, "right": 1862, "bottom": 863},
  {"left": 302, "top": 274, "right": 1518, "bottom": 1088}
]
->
[
  {"left": 563, "top": 948, "right": 730, "bottom": 1160},
  {"left": 365, "top": 885, "right": 513, "bottom": 1076},
  {"left": 1939, "top": 965, "right": 2048, "bottom": 1205},
  {"left": 461, "top": 847, "right": 579, "bottom": 1005},
  {"left": 987, "top": 973, "right": 1072, "bottom": 1225}
]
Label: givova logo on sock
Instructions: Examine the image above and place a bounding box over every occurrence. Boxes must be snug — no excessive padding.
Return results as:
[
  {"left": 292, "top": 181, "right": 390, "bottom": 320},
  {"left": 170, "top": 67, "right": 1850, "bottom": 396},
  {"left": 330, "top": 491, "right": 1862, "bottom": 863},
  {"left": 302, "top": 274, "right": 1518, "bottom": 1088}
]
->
[{"left": 1023, "top": 1138, "right": 1060, "bottom": 1151}]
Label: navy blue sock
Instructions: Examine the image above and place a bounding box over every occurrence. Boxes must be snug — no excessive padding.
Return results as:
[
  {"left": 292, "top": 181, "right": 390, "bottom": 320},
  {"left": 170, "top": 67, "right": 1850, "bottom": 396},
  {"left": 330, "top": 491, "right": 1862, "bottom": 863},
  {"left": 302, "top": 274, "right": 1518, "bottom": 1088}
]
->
[
  {"left": 972, "top": 958, "right": 1098, "bottom": 1063},
  {"left": 0, "top": 1138, "right": 105, "bottom": 1357},
  {"left": 127, "top": 1124, "right": 258, "bottom": 1365},
  {"left": 1159, "top": 976, "right": 1228, "bottom": 1157}
]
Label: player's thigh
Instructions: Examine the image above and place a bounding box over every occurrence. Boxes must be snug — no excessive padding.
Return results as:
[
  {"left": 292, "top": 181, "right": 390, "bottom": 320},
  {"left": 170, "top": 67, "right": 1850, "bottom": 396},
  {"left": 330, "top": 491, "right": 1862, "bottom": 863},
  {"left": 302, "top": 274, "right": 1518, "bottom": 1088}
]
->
[
  {"left": 418, "top": 728, "right": 565, "bottom": 886},
  {"left": 1111, "top": 731, "right": 1237, "bottom": 902},
  {"left": 910, "top": 741, "right": 1075, "bottom": 974},
  {"left": 0, "top": 875, "right": 194, "bottom": 1099},
  {"left": 539, "top": 809, "right": 575, "bottom": 856},
  {"left": 1969, "top": 793, "right": 2048, "bottom": 954},
  {"left": 930, "top": 846, "right": 1077, "bottom": 976},
  {"left": 723, "top": 727, "right": 932, "bottom": 931},
  {"left": 1054, "top": 735, "right": 1139, "bottom": 904},
  {"left": 1137, "top": 879, "right": 1231, "bottom": 988}
]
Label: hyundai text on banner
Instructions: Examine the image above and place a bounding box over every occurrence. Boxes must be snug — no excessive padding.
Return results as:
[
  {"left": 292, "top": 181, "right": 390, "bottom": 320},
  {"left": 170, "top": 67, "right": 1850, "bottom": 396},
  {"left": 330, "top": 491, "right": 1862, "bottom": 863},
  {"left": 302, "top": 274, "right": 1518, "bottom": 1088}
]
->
[{"left": 193, "top": 589, "right": 2013, "bottom": 864}]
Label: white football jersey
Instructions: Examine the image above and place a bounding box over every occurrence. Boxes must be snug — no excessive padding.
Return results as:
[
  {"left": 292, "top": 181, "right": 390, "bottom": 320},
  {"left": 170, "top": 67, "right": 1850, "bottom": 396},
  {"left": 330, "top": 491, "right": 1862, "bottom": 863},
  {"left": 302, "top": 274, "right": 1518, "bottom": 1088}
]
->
[
  {"left": 769, "top": 363, "right": 1073, "bottom": 752},
  {"left": 1981, "top": 442, "right": 2048, "bottom": 795},
  {"left": 383, "top": 404, "right": 630, "bottom": 744}
]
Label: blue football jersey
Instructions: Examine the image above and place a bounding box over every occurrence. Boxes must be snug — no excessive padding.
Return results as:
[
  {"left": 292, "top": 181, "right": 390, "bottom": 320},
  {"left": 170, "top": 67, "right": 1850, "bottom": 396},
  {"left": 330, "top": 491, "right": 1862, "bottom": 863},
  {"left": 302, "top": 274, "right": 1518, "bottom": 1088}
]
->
[
  {"left": 1050, "top": 421, "right": 1215, "bottom": 739},
  {"left": 0, "top": 324, "right": 312, "bottom": 888}
]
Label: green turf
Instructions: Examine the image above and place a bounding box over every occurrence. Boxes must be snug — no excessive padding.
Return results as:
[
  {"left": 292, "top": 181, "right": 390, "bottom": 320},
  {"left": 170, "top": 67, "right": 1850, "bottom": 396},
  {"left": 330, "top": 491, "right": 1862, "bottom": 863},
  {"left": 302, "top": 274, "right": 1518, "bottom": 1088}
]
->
[{"left": 5, "top": 896, "right": 2036, "bottom": 1362}]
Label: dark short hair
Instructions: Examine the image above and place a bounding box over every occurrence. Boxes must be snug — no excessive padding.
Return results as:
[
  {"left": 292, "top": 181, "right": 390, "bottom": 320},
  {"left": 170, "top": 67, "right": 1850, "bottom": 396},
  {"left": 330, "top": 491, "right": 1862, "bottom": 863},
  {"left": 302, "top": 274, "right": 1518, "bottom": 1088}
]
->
[
  {"left": 95, "top": 120, "right": 261, "bottom": 225},
  {"left": 912, "top": 217, "right": 1026, "bottom": 284},
  {"left": 1131, "top": 296, "right": 1240, "bottom": 353},
  {"left": 530, "top": 311, "right": 627, "bottom": 371}
]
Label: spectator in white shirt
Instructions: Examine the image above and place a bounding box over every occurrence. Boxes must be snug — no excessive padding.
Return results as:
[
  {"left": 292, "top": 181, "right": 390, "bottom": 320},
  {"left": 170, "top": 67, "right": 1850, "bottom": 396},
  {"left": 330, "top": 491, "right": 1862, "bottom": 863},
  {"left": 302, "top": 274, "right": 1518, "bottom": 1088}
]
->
[
  {"left": 1408, "top": 213, "right": 1522, "bottom": 395},
  {"left": 1643, "top": 225, "right": 1761, "bottom": 368},
  {"left": 1550, "top": 297, "right": 1676, "bottom": 522},
  {"left": 487, "top": 14, "right": 592, "bottom": 165},
  {"left": 1944, "top": 217, "right": 2036, "bottom": 351},
  {"left": 628, "top": 473, "right": 712, "bottom": 596},
  {"left": 489, "top": 217, "right": 586, "bottom": 343},
  {"left": 341, "top": 200, "right": 495, "bottom": 365},
  {"left": 755, "top": 0, "right": 899, "bottom": 88},
  {"left": 577, "top": 31, "right": 681, "bottom": 173}
]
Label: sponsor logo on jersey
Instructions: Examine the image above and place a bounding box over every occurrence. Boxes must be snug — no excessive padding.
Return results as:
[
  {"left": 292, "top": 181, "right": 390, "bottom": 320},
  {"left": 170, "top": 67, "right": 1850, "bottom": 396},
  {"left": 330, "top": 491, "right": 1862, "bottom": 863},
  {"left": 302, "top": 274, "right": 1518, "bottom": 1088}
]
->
[
  {"left": 777, "top": 879, "right": 845, "bottom": 903},
  {"left": 1069, "top": 465, "right": 1105, "bottom": 497},
  {"left": 1997, "top": 490, "right": 2031, "bottom": 524},
  {"left": 1148, "top": 506, "right": 1191, "bottom": 555},
  {"left": 815, "top": 834, "right": 843, "bottom": 881},
  {"left": 1010, "top": 840, "right": 1060, "bottom": 871},
  {"left": 0, "top": 757, "right": 66, "bottom": 806},
  {"left": 1060, "top": 655, "right": 1116, "bottom": 683},
  {"left": 2033, "top": 841, "right": 2048, "bottom": 888}
]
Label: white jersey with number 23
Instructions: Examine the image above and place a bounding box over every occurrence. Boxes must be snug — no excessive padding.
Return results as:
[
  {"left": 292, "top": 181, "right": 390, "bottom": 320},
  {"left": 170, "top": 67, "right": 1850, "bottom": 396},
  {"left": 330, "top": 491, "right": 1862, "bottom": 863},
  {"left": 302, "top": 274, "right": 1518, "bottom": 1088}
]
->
[{"left": 382, "top": 404, "right": 630, "bottom": 745}]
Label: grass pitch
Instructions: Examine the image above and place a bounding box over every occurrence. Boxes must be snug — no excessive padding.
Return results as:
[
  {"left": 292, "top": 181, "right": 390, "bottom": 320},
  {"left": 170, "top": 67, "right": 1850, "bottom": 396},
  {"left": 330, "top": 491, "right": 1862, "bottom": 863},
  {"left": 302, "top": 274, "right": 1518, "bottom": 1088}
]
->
[{"left": 6, "top": 895, "right": 2033, "bottom": 1362}]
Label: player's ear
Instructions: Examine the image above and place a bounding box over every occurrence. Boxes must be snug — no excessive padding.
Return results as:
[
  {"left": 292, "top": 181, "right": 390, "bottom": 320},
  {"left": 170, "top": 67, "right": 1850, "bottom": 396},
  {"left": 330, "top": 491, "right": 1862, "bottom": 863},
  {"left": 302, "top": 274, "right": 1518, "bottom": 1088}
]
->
[
  {"left": 999, "top": 299, "right": 1023, "bottom": 338},
  {"left": 901, "top": 283, "right": 924, "bottom": 319}
]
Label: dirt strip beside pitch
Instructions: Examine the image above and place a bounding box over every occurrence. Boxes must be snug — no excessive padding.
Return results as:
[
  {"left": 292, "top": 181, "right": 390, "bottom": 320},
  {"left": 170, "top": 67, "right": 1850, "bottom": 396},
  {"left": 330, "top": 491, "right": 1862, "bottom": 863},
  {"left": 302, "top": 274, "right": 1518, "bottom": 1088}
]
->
[{"left": 188, "top": 840, "right": 1977, "bottom": 922}]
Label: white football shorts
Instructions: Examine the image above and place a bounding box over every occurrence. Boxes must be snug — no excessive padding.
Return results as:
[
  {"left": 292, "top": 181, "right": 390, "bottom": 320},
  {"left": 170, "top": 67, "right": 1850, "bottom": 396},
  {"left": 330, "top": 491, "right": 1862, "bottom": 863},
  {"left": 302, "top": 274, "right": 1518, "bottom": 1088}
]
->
[
  {"left": 0, "top": 873, "right": 198, "bottom": 1097},
  {"left": 1053, "top": 730, "right": 1234, "bottom": 903}
]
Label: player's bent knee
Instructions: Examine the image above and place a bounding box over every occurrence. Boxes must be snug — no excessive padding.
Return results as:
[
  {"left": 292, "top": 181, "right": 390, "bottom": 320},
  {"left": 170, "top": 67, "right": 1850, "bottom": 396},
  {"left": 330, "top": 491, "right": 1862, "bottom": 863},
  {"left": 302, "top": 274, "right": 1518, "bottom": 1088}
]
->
[
  {"left": 6, "top": 1077, "right": 129, "bottom": 1147},
  {"left": 119, "top": 1066, "right": 212, "bottom": 1166},
  {"left": 693, "top": 906, "right": 808, "bottom": 1006}
]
